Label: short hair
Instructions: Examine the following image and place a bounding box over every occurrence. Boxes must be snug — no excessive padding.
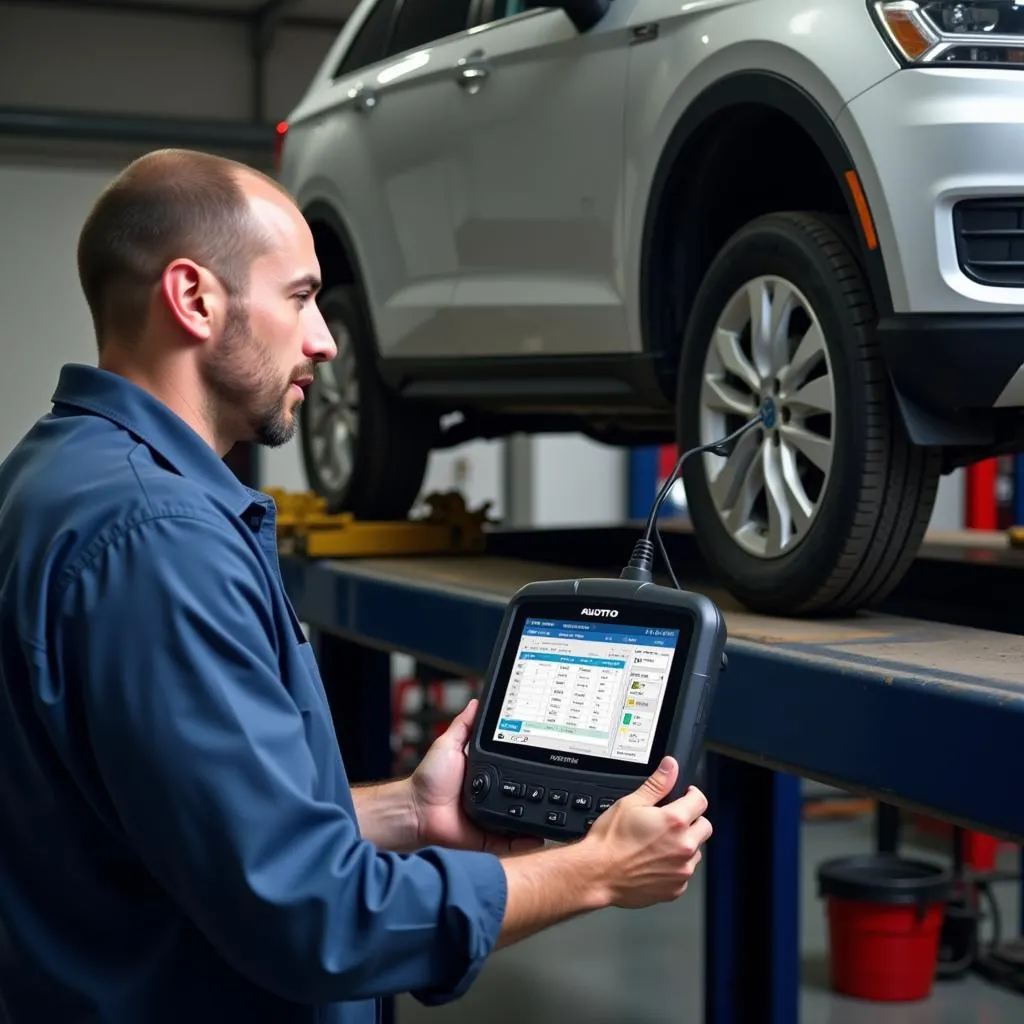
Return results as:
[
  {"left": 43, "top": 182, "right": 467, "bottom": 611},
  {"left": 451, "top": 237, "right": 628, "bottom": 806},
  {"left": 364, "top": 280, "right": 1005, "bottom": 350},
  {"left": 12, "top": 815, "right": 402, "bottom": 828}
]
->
[{"left": 76, "top": 148, "right": 272, "bottom": 347}]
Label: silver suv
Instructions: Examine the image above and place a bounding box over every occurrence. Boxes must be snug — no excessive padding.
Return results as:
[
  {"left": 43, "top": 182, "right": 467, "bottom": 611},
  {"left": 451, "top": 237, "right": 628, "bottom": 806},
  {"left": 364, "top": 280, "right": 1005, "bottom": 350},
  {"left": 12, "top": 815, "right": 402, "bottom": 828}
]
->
[{"left": 278, "top": 0, "right": 1024, "bottom": 617}]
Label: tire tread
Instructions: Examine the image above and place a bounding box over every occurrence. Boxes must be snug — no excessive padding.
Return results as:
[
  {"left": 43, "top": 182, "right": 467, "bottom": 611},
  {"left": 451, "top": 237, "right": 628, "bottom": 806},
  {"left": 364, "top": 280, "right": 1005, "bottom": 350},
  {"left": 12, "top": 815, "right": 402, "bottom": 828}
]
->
[{"left": 770, "top": 212, "right": 939, "bottom": 614}]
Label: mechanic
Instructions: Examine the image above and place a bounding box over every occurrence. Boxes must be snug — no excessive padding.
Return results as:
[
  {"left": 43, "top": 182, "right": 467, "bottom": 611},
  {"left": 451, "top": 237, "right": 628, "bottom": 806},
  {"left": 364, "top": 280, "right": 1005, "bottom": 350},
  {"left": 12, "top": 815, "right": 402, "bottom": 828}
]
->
[{"left": 0, "top": 148, "right": 713, "bottom": 1024}]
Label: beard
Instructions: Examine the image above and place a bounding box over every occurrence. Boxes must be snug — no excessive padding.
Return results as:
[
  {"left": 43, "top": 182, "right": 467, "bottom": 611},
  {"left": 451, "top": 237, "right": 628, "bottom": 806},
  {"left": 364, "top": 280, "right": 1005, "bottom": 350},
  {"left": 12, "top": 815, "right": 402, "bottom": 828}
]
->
[{"left": 201, "top": 299, "right": 311, "bottom": 449}]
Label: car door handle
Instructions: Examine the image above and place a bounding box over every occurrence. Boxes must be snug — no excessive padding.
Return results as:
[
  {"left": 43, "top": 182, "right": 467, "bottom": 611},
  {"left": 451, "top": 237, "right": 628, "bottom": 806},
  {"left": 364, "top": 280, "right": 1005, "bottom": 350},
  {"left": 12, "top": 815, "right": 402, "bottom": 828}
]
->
[
  {"left": 345, "top": 83, "right": 378, "bottom": 112},
  {"left": 454, "top": 52, "right": 489, "bottom": 93}
]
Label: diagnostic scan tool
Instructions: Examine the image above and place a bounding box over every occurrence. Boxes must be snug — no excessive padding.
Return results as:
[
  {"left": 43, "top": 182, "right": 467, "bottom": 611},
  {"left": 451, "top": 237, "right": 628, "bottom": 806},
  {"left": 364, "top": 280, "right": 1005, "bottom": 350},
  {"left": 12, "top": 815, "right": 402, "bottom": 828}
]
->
[
  {"left": 462, "top": 578, "right": 726, "bottom": 841},
  {"left": 461, "top": 412, "right": 764, "bottom": 842}
]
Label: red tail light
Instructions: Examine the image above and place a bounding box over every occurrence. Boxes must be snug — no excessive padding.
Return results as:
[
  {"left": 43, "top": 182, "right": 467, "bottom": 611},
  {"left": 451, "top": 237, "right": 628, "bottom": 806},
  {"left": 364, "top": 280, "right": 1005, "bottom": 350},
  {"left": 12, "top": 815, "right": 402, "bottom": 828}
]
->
[{"left": 274, "top": 121, "right": 289, "bottom": 173}]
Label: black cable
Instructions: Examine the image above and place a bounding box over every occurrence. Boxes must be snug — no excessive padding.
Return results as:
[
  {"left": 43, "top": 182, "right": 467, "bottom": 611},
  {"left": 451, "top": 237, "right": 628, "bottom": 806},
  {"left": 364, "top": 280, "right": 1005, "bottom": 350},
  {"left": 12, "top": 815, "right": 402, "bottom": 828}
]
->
[
  {"left": 654, "top": 524, "right": 680, "bottom": 589},
  {"left": 620, "top": 412, "right": 765, "bottom": 584}
]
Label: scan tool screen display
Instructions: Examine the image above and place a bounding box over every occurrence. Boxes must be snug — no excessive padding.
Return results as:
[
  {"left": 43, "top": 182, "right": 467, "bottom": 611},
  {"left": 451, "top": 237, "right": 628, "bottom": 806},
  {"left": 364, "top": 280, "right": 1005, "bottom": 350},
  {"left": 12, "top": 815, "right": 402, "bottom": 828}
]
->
[{"left": 492, "top": 617, "right": 680, "bottom": 764}]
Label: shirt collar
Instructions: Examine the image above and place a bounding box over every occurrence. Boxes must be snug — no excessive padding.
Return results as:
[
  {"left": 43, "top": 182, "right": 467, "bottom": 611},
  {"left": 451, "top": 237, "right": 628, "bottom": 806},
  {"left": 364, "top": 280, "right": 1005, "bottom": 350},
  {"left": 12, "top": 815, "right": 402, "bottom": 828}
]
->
[{"left": 51, "top": 363, "right": 267, "bottom": 519}]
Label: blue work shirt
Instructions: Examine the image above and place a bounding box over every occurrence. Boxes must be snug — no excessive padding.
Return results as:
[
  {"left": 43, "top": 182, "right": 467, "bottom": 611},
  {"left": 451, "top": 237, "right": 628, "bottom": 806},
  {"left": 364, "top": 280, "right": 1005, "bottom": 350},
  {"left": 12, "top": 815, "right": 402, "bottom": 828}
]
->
[{"left": 0, "top": 363, "right": 508, "bottom": 1023}]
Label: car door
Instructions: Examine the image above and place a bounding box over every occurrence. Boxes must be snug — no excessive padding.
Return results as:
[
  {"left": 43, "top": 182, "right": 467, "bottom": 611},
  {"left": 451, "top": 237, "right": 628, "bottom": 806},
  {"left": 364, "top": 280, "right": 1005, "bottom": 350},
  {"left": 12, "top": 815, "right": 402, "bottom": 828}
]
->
[
  {"left": 443, "top": 0, "right": 634, "bottom": 357},
  {"left": 307, "top": 0, "right": 478, "bottom": 358}
]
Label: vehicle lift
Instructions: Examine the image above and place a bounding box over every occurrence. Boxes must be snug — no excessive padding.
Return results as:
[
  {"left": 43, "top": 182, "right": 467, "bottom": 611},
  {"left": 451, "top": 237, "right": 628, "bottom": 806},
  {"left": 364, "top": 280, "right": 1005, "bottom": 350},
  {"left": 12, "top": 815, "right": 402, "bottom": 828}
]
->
[{"left": 267, "top": 487, "right": 494, "bottom": 558}]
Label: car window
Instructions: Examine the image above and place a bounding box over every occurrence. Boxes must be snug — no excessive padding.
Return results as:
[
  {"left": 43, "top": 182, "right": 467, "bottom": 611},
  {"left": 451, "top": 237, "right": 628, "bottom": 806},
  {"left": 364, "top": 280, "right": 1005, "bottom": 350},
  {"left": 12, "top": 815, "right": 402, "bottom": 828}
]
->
[
  {"left": 385, "top": 0, "right": 474, "bottom": 57},
  {"left": 472, "top": 0, "right": 546, "bottom": 27},
  {"left": 490, "top": 0, "right": 532, "bottom": 16},
  {"left": 334, "top": 0, "right": 399, "bottom": 77}
]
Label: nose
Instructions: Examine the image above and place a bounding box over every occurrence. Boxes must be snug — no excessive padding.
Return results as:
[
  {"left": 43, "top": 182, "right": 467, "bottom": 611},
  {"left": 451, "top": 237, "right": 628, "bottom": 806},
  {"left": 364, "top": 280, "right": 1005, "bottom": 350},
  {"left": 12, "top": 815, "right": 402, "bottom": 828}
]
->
[{"left": 304, "top": 303, "right": 338, "bottom": 362}]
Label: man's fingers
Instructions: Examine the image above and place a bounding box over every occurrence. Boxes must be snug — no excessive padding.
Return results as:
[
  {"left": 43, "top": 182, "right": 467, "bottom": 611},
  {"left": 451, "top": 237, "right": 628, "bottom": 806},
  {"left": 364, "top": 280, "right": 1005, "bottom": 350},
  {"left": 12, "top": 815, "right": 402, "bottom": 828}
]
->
[
  {"left": 664, "top": 786, "right": 710, "bottom": 826},
  {"left": 444, "top": 698, "right": 478, "bottom": 748},
  {"left": 628, "top": 756, "right": 678, "bottom": 806},
  {"left": 687, "top": 814, "right": 713, "bottom": 847}
]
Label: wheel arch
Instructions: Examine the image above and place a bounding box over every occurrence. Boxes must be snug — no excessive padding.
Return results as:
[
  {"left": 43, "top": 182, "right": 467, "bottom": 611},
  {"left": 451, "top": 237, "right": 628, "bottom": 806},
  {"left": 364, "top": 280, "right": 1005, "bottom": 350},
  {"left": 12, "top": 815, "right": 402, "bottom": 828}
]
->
[
  {"left": 639, "top": 71, "right": 893, "bottom": 388},
  {"left": 301, "top": 199, "right": 379, "bottom": 350}
]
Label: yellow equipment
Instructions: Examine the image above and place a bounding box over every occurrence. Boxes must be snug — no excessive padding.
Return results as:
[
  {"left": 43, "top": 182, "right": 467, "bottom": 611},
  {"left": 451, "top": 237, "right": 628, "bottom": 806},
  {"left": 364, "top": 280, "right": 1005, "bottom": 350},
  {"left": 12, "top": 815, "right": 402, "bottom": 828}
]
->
[
  {"left": 267, "top": 488, "right": 494, "bottom": 558},
  {"left": 1008, "top": 525, "right": 1024, "bottom": 549}
]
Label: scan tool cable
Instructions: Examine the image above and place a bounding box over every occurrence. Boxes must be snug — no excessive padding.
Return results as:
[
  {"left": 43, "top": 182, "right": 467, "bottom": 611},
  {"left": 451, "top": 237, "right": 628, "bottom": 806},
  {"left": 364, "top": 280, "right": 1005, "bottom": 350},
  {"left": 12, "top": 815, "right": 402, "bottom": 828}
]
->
[{"left": 619, "top": 411, "right": 766, "bottom": 588}]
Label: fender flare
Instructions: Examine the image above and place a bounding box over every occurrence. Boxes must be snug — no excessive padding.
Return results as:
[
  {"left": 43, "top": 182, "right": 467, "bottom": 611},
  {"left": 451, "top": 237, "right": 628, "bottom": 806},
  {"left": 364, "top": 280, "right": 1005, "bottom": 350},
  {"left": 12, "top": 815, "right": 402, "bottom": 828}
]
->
[
  {"left": 300, "top": 198, "right": 383, "bottom": 355},
  {"left": 301, "top": 199, "right": 367, "bottom": 301},
  {"left": 639, "top": 70, "right": 893, "bottom": 357}
]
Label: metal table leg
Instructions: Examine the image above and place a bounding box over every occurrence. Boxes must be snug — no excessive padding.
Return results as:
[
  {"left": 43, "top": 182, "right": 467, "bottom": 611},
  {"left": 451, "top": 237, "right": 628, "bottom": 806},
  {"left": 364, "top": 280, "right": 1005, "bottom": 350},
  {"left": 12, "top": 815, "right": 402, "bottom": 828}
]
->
[
  {"left": 875, "top": 802, "right": 901, "bottom": 853},
  {"left": 703, "top": 752, "right": 802, "bottom": 1024},
  {"left": 314, "top": 630, "right": 394, "bottom": 784}
]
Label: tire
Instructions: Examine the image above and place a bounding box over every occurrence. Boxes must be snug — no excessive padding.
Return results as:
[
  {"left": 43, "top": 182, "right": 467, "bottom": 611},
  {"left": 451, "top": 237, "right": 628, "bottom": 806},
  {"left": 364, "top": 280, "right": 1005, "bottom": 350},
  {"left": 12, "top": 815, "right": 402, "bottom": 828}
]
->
[
  {"left": 299, "top": 284, "right": 433, "bottom": 520},
  {"left": 677, "top": 212, "right": 941, "bottom": 616}
]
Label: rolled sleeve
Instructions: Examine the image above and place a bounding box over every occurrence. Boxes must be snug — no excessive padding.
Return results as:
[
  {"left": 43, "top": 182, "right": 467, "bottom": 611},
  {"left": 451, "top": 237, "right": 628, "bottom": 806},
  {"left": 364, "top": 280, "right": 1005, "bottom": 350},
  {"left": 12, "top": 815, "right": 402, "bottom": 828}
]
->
[
  {"left": 406, "top": 845, "right": 508, "bottom": 1006},
  {"left": 52, "top": 510, "right": 507, "bottom": 1005}
]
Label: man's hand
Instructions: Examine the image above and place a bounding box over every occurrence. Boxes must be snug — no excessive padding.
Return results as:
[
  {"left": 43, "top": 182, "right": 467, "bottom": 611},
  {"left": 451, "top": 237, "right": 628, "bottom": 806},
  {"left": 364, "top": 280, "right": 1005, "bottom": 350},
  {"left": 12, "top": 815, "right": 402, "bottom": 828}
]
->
[
  {"left": 493, "top": 755, "right": 712, "bottom": 949},
  {"left": 580, "top": 756, "right": 711, "bottom": 908},
  {"left": 410, "top": 698, "right": 542, "bottom": 855}
]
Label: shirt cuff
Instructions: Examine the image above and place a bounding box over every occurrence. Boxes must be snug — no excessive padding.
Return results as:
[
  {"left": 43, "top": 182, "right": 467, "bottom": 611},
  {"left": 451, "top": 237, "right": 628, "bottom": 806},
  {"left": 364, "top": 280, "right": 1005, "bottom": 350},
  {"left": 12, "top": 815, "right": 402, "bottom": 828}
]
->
[{"left": 410, "top": 846, "right": 508, "bottom": 1006}]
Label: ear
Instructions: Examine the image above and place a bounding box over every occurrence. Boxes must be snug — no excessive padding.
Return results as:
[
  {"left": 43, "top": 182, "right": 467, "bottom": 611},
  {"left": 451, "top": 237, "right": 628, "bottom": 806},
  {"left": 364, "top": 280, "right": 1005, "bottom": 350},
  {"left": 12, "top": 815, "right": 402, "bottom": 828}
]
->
[{"left": 160, "top": 259, "right": 224, "bottom": 342}]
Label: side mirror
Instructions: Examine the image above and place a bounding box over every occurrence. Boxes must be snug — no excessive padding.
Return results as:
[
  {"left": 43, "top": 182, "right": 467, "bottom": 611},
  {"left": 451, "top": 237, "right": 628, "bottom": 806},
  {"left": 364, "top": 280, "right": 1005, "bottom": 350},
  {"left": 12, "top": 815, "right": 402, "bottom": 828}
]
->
[{"left": 559, "top": 0, "right": 611, "bottom": 32}]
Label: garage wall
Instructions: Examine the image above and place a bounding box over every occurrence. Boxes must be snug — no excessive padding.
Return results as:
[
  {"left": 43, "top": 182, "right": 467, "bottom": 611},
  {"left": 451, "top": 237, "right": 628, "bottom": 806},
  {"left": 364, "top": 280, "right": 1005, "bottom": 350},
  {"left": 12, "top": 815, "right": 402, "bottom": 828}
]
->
[
  {"left": 0, "top": 4, "right": 338, "bottom": 124},
  {"left": 0, "top": 157, "right": 129, "bottom": 454}
]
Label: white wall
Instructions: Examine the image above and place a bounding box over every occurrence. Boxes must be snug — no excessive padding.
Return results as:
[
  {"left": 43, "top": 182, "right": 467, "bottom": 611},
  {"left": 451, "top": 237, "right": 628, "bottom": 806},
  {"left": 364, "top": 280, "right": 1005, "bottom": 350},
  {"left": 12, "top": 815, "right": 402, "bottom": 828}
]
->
[
  {"left": 532, "top": 435, "right": 627, "bottom": 526},
  {"left": 0, "top": 157, "right": 127, "bottom": 455}
]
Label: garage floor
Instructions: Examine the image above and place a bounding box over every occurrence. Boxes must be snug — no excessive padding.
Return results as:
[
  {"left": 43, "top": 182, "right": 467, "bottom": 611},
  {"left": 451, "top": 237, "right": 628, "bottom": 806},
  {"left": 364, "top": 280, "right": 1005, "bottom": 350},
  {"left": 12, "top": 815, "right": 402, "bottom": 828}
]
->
[{"left": 397, "top": 810, "right": 1023, "bottom": 1023}]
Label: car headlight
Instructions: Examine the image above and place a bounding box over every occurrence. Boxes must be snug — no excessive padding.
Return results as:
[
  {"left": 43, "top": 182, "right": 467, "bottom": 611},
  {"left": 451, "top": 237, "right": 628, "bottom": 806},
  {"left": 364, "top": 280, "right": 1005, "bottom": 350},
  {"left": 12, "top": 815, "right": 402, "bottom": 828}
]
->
[{"left": 870, "top": 1, "right": 1024, "bottom": 66}]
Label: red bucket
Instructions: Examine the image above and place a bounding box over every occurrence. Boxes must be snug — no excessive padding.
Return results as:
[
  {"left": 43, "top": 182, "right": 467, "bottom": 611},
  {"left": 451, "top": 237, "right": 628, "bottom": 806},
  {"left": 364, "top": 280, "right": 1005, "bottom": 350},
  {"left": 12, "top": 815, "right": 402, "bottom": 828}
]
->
[{"left": 817, "top": 854, "right": 950, "bottom": 1002}]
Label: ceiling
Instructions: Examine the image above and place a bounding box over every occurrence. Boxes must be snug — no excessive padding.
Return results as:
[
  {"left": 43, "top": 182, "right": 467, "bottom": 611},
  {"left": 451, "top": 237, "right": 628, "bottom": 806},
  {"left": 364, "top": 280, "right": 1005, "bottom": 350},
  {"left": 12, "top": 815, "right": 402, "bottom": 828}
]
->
[
  {"left": 9, "top": 0, "right": 358, "bottom": 29},
  {"left": 124, "top": 0, "right": 354, "bottom": 17}
]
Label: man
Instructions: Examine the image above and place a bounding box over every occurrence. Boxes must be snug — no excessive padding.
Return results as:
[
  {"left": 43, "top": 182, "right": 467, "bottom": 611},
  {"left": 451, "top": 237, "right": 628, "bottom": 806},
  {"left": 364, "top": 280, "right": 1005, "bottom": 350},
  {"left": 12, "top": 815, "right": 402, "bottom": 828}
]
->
[{"left": 0, "top": 149, "right": 713, "bottom": 1023}]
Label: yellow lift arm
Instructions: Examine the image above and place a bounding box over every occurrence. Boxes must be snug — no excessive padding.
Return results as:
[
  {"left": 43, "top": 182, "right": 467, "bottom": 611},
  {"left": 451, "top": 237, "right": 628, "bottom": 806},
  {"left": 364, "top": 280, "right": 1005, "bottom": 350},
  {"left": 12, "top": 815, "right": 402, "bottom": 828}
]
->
[{"left": 267, "top": 488, "right": 494, "bottom": 558}]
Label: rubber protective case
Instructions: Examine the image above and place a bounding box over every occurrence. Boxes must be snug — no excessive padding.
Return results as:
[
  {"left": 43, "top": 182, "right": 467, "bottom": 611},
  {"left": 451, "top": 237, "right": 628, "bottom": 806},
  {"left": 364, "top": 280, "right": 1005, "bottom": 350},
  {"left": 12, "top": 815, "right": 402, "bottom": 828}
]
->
[{"left": 460, "top": 577, "right": 727, "bottom": 842}]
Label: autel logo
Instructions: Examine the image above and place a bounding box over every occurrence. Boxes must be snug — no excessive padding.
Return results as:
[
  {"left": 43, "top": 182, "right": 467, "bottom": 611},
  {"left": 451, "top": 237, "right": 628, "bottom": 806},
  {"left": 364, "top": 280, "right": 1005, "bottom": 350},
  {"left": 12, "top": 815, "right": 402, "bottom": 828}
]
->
[
  {"left": 580, "top": 608, "right": 618, "bottom": 618},
  {"left": 550, "top": 754, "right": 580, "bottom": 765}
]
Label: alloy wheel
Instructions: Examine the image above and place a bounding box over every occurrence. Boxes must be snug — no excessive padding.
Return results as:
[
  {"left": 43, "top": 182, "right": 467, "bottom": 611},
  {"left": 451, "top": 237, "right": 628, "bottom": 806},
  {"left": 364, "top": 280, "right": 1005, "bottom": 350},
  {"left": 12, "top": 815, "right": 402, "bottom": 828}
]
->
[{"left": 699, "top": 275, "right": 836, "bottom": 559}]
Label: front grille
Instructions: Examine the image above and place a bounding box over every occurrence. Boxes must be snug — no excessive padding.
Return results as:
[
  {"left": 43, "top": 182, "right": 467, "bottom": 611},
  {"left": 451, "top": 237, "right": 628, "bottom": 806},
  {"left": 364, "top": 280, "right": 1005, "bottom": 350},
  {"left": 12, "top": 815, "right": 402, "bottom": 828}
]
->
[{"left": 953, "top": 198, "right": 1024, "bottom": 287}]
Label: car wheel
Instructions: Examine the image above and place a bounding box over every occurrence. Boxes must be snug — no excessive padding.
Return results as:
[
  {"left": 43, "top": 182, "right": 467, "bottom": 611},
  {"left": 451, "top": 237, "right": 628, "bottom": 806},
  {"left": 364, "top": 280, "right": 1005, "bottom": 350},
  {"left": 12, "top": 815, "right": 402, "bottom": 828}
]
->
[
  {"left": 299, "top": 284, "right": 433, "bottom": 520},
  {"left": 677, "top": 212, "right": 941, "bottom": 616}
]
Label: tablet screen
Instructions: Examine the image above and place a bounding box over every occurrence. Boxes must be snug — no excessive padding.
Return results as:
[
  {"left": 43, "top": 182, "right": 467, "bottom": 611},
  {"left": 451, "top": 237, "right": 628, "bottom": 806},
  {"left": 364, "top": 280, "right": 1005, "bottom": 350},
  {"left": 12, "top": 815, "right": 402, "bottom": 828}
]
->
[
  {"left": 493, "top": 617, "right": 678, "bottom": 763},
  {"left": 479, "top": 599, "right": 696, "bottom": 774}
]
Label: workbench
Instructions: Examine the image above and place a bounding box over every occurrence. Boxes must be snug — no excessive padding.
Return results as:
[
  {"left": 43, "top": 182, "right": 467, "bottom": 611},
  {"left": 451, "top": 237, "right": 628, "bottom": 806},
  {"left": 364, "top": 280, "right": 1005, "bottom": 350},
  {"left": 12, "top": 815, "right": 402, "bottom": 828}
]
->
[{"left": 278, "top": 525, "right": 1024, "bottom": 1024}]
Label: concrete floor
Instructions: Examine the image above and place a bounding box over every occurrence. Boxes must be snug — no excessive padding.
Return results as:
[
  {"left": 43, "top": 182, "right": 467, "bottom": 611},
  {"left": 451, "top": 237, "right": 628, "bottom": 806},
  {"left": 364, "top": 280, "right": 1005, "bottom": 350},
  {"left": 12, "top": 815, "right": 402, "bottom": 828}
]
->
[{"left": 398, "top": 810, "right": 1024, "bottom": 1024}]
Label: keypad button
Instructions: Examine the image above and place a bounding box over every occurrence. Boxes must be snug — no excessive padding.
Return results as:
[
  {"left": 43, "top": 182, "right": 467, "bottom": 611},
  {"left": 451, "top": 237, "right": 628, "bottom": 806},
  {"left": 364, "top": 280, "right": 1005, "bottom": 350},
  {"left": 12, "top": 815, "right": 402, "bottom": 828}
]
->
[
  {"left": 571, "top": 794, "right": 592, "bottom": 812},
  {"left": 584, "top": 817, "right": 596, "bottom": 831},
  {"left": 598, "top": 797, "right": 615, "bottom": 812},
  {"left": 549, "top": 790, "right": 568, "bottom": 806},
  {"left": 527, "top": 785, "right": 545, "bottom": 802},
  {"left": 507, "top": 804, "right": 524, "bottom": 817},
  {"left": 545, "top": 810, "right": 566, "bottom": 827},
  {"left": 501, "top": 781, "right": 525, "bottom": 798}
]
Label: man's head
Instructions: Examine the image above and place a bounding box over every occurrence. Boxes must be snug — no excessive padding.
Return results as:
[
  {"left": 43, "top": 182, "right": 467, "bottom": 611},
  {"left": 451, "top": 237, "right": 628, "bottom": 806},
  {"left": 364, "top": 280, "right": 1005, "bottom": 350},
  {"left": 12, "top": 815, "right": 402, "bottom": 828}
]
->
[{"left": 76, "top": 148, "right": 337, "bottom": 451}]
